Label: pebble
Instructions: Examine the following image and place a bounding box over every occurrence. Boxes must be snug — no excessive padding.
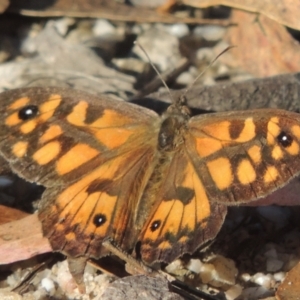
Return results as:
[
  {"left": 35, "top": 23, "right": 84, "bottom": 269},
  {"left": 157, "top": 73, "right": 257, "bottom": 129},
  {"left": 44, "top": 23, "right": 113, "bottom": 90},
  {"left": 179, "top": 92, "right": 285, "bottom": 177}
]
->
[
  {"left": 241, "top": 286, "right": 272, "bottom": 299},
  {"left": 225, "top": 284, "right": 243, "bottom": 300},
  {"left": 165, "top": 259, "right": 183, "bottom": 274},
  {"left": 41, "top": 277, "right": 55, "bottom": 294},
  {"left": 133, "top": 27, "right": 182, "bottom": 71},
  {"left": 0, "top": 175, "right": 14, "bottom": 187},
  {"left": 257, "top": 206, "right": 291, "bottom": 228},
  {"left": 93, "top": 19, "right": 117, "bottom": 37},
  {"left": 186, "top": 259, "right": 202, "bottom": 274},
  {"left": 193, "top": 25, "right": 226, "bottom": 41},
  {"left": 164, "top": 23, "right": 189, "bottom": 38},
  {"left": 0, "top": 290, "right": 22, "bottom": 300},
  {"left": 266, "top": 258, "right": 284, "bottom": 273}
]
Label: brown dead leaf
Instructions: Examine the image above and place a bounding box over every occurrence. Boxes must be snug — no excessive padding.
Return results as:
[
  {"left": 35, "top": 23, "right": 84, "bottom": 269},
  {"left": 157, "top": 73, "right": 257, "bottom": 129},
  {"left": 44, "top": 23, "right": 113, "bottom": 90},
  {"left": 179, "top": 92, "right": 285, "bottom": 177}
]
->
[
  {"left": 182, "top": 0, "right": 300, "bottom": 30},
  {"left": 6, "top": 0, "right": 230, "bottom": 25},
  {"left": 0, "top": 214, "right": 51, "bottom": 264},
  {"left": 0, "top": 205, "right": 29, "bottom": 225},
  {"left": 224, "top": 10, "right": 300, "bottom": 77},
  {"left": 276, "top": 261, "right": 300, "bottom": 300}
]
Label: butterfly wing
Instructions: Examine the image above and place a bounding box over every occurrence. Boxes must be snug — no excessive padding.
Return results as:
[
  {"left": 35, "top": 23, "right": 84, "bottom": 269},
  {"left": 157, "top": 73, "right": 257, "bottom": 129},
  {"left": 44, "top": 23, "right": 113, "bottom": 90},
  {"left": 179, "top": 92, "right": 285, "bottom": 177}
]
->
[
  {"left": 138, "top": 144, "right": 227, "bottom": 263},
  {"left": 0, "top": 87, "right": 160, "bottom": 258},
  {"left": 186, "top": 109, "right": 300, "bottom": 205}
]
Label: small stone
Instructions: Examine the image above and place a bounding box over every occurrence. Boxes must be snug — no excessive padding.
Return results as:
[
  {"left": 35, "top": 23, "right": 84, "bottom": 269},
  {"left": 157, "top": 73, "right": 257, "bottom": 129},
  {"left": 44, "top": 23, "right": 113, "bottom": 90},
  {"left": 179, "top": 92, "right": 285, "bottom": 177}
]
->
[
  {"left": 93, "top": 19, "right": 116, "bottom": 37},
  {"left": 133, "top": 27, "right": 182, "bottom": 71},
  {"left": 193, "top": 25, "right": 226, "bottom": 41},
  {"left": 241, "top": 286, "right": 271, "bottom": 299},
  {"left": 257, "top": 206, "right": 290, "bottom": 228},
  {"left": 165, "top": 23, "right": 189, "bottom": 38},
  {"left": 225, "top": 284, "right": 243, "bottom": 300},
  {"left": 165, "top": 259, "right": 183, "bottom": 274},
  {"left": 273, "top": 272, "right": 286, "bottom": 282},
  {"left": 266, "top": 258, "right": 284, "bottom": 272},
  {"left": 41, "top": 278, "right": 55, "bottom": 294},
  {"left": 186, "top": 259, "right": 202, "bottom": 274}
]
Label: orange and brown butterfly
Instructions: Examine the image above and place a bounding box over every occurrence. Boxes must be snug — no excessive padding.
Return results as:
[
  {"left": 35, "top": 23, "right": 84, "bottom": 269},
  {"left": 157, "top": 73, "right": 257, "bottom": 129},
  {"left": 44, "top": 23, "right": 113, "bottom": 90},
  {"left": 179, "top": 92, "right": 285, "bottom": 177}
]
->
[{"left": 1, "top": 86, "right": 300, "bottom": 289}]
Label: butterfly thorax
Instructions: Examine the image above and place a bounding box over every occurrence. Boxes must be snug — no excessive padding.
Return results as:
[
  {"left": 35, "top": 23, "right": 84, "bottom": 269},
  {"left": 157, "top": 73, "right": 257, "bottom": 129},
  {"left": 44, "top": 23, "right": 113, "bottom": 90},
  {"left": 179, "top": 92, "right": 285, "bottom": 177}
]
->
[{"left": 158, "top": 101, "right": 191, "bottom": 151}]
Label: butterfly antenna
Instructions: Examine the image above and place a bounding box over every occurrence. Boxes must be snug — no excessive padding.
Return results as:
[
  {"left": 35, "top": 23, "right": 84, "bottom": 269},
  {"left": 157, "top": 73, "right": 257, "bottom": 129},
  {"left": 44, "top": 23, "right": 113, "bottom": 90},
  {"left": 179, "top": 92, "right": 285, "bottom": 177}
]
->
[
  {"left": 135, "top": 41, "right": 174, "bottom": 103},
  {"left": 182, "top": 45, "right": 236, "bottom": 99}
]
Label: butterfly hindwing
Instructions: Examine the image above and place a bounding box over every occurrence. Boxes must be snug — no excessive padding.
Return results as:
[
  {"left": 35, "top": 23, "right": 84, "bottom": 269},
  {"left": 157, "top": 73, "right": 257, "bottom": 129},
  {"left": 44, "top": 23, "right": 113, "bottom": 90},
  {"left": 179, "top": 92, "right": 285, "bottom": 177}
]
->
[{"left": 138, "top": 145, "right": 227, "bottom": 263}]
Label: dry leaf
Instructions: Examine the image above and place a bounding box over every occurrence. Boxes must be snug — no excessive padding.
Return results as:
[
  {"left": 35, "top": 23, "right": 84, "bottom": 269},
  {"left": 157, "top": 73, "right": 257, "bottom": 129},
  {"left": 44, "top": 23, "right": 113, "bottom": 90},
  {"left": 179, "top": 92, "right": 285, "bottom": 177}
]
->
[
  {"left": 224, "top": 10, "right": 300, "bottom": 77},
  {"left": 276, "top": 261, "right": 300, "bottom": 300},
  {"left": 182, "top": 0, "right": 300, "bottom": 30},
  {"left": 0, "top": 214, "right": 51, "bottom": 264},
  {"left": 0, "top": 205, "right": 29, "bottom": 225},
  {"left": 6, "top": 0, "right": 230, "bottom": 25}
]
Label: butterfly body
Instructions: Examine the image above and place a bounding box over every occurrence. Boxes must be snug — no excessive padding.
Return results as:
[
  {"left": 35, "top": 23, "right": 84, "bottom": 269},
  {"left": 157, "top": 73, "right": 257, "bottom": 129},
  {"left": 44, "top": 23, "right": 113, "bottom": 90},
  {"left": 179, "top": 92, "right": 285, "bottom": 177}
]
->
[{"left": 1, "top": 87, "right": 300, "bottom": 285}]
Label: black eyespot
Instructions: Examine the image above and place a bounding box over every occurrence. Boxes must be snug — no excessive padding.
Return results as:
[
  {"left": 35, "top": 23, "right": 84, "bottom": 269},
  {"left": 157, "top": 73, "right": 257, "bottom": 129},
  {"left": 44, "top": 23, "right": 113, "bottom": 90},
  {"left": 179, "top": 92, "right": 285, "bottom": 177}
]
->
[
  {"left": 277, "top": 131, "right": 293, "bottom": 148},
  {"left": 93, "top": 214, "right": 107, "bottom": 227},
  {"left": 18, "top": 105, "right": 39, "bottom": 120},
  {"left": 150, "top": 220, "right": 161, "bottom": 232}
]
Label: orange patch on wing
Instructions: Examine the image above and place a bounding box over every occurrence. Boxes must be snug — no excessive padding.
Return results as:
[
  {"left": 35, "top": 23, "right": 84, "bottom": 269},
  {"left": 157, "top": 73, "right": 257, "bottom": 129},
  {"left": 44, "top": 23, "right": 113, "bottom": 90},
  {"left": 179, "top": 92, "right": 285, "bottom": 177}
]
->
[
  {"left": 267, "top": 117, "right": 280, "bottom": 145},
  {"left": 57, "top": 155, "right": 124, "bottom": 208},
  {"left": 264, "top": 166, "right": 279, "bottom": 183},
  {"left": 247, "top": 145, "right": 261, "bottom": 164},
  {"left": 178, "top": 236, "right": 188, "bottom": 243},
  {"left": 93, "top": 127, "right": 133, "bottom": 149},
  {"left": 56, "top": 160, "right": 123, "bottom": 237},
  {"left": 67, "top": 101, "right": 88, "bottom": 126},
  {"left": 292, "top": 125, "right": 300, "bottom": 139},
  {"left": 8, "top": 97, "right": 30, "bottom": 110},
  {"left": 39, "top": 125, "right": 63, "bottom": 143},
  {"left": 157, "top": 240, "right": 172, "bottom": 251},
  {"left": 39, "top": 94, "right": 62, "bottom": 122},
  {"left": 183, "top": 162, "right": 210, "bottom": 226},
  {"left": 12, "top": 141, "right": 28, "bottom": 157},
  {"left": 33, "top": 141, "right": 61, "bottom": 165},
  {"left": 5, "top": 112, "right": 22, "bottom": 126},
  {"left": 20, "top": 120, "right": 37, "bottom": 134},
  {"left": 235, "top": 118, "right": 256, "bottom": 142},
  {"left": 237, "top": 159, "right": 256, "bottom": 185},
  {"left": 203, "top": 121, "right": 231, "bottom": 140},
  {"left": 207, "top": 157, "right": 233, "bottom": 190},
  {"left": 194, "top": 137, "right": 223, "bottom": 157},
  {"left": 272, "top": 145, "right": 283, "bottom": 160},
  {"left": 67, "top": 102, "right": 134, "bottom": 128},
  {"left": 158, "top": 200, "right": 183, "bottom": 238},
  {"left": 65, "top": 232, "right": 76, "bottom": 241},
  {"left": 56, "top": 144, "right": 99, "bottom": 175},
  {"left": 286, "top": 141, "right": 299, "bottom": 155}
]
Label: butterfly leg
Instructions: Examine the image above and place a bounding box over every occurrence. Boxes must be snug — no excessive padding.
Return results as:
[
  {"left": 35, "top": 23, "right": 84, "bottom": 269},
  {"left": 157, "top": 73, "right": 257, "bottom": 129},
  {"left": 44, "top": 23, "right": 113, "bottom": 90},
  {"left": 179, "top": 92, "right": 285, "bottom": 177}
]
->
[{"left": 67, "top": 256, "right": 87, "bottom": 293}]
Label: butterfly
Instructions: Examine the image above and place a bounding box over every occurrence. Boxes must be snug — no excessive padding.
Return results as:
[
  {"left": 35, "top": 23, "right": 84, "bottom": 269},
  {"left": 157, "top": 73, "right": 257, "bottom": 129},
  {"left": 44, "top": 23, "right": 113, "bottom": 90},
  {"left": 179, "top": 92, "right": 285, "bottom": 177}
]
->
[{"left": 1, "top": 86, "right": 300, "bottom": 290}]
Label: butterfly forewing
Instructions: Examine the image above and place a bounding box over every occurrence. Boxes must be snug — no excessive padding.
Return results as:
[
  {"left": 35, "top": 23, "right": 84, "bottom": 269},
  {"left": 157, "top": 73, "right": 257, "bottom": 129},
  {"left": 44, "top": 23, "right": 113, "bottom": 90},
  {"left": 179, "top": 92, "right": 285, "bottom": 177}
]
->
[{"left": 186, "top": 109, "right": 300, "bottom": 205}]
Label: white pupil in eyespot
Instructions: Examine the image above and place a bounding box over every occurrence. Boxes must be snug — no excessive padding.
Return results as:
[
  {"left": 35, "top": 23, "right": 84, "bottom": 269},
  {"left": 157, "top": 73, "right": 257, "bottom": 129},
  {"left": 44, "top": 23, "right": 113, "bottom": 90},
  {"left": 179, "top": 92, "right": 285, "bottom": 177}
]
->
[{"left": 25, "top": 108, "right": 33, "bottom": 115}]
